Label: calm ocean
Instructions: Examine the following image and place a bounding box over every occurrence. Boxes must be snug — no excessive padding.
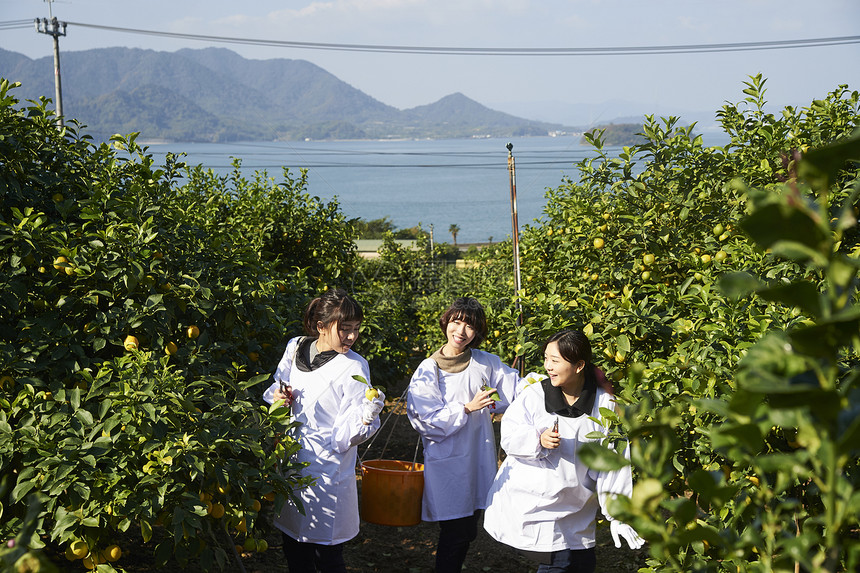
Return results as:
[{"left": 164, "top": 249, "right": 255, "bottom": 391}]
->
[{"left": 145, "top": 134, "right": 727, "bottom": 245}]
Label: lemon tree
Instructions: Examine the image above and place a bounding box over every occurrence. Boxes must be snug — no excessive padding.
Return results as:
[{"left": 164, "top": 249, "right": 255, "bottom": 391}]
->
[
  {"left": 0, "top": 79, "right": 359, "bottom": 570},
  {"left": 472, "top": 78, "right": 860, "bottom": 571}
]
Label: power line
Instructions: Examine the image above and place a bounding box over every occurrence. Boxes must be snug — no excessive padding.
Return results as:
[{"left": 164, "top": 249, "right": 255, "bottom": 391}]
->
[
  {"left": 0, "top": 19, "right": 33, "bottom": 30},
  {"left": 44, "top": 21, "right": 860, "bottom": 56}
]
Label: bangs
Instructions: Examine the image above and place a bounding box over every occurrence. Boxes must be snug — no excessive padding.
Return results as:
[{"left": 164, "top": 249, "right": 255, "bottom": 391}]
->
[
  {"left": 332, "top": 296, "right": 364, "bottom": 325},
  {"left": 448, "top": 308, "right": 481, "bottom": 328}
]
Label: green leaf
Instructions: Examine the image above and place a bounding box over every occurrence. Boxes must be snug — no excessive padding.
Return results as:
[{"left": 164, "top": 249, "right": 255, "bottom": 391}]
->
[
  {"left": 740, "top": 203, "right": 829, "bottom": 253},
  {"left": 769, "top": 240, "right": 828, "bottom": 266},
  {"left": 719, "top": 272, "right": 764, "bottom": 299},
  {"left": 11, "top": 479, "right": 36, "bottom": 502},
  {"left": 789, "top": 312, "right": 860, "bottom": 358},
  {"left": 710, "top": 423, "right": 764, "bottom": 453},
  {"left": 50, "top": 508, "right": 80, "bottom": 538},
  {"left": 798, "top": 128, "right": 860, "bottom": 190},
  {"left": 829, "top": 255, "right": 860, "bottom": 288},
  {"left": 616, "top": 334, "right": 630, "bottom": 353},
  {"left": 74, "top": 409, "right": 94, "bottom": 426},
  {"left": 756, "top": 280, "right": 823, "bottom": 317},
  {"left": 578, "top": 442, "right": 630, "bottom": 471}
]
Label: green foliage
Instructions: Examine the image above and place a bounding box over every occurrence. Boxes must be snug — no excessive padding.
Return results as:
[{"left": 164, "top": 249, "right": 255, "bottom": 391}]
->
[
  {"left": 4, "top": 69, "right": 860, "bottom": 572},
  {"left": 353, "top": 217, "right": 428, "bottom": 241},
  {"left": 581, "top": 123, "right": 646, "bottom": 147},
  {"left": 0, "top": 78, "right": 358, "bottom": 570},
  {"left": 354, "top": 217, "right": 398, "bottom": 239},
  {"left": 0, "top": 497, "right": 60, "bottom": 572},
  {"left": 500, "top": 76, "right": 860, "bottom": 571}
]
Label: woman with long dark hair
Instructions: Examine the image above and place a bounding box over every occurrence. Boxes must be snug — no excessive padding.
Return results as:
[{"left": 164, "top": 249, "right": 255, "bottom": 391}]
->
[
  {"left": 484, "top": 329, "right": 643, "bottom": 573},
  {"left": 263, "top": 288, "right": 385, "bottom": 573}
]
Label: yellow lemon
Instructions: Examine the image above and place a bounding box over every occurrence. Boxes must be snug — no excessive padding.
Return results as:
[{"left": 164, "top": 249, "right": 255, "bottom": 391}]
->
[
  {"left": 105, "top": 545, "right": 122, "bottom": 562},
  {"left": 123, "top": 335, "right": 139, "bottom": 351},
  {"left": 209, "top": 503, "right": 225, "bottom": 519},
  {"left": 70, "top": 540, "right": 89, "bottom": 559}
]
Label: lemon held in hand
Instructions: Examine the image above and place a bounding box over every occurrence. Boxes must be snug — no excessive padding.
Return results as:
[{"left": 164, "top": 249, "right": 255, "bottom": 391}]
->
[{"left": 481, "top": 385, "right": 501, "bottom": 401}]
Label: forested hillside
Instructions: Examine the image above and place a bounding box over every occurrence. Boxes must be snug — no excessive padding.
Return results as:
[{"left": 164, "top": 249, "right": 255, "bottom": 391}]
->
[{"left": 0, "top": 46, "right": 567, "bottom": 141}]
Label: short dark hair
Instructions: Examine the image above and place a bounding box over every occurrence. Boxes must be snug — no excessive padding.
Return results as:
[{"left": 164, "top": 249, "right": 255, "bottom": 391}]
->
[
  {"left": 303, "top": 288, "right": 363, "bottom": 336},
  {"left": 543, "top": 330, "right": 593, "bottom": 365},
  {"left": 439, "top": 297, "right": 488, "bottom": 349}
]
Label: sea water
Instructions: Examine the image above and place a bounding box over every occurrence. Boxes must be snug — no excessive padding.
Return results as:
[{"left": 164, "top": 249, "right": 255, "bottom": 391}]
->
[{"left": 145, "top": 134, "right": 727, "bottom": 245}]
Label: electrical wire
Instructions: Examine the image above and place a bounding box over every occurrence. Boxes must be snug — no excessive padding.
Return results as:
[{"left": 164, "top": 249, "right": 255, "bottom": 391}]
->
[
  {"left": 36, "top": 21, "right": 860, "bottom": 56},
  {"left": 0, "top": 19, "right": 34, "bottom": 30},
  {"left": 146, "top": 147, "right": 583, "bottom": 170}
]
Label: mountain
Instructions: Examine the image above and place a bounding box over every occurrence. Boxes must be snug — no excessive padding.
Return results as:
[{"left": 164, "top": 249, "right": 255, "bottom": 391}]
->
[
  {"left": 0, "top": 46, "right": 570, "bottom": 142},
  {"left": 486, "top": 98, "right": 723, "bottom": 133}
]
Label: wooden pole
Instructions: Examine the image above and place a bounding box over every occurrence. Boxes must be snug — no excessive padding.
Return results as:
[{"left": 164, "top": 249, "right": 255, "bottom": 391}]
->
[{"left": 507, "top": 143, "right": 524, "bottom": 376}]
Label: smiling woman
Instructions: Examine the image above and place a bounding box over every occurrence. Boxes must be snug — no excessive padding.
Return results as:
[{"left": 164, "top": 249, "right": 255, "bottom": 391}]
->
[
  {"left": 484, "top": 329, "right": 643, "bottom": 573},
  {"left": 405, "top": 296, "right": 522, "bottom": 572},
  {"left": 262, "top": 288, "right": 386, "bottom": 572}
]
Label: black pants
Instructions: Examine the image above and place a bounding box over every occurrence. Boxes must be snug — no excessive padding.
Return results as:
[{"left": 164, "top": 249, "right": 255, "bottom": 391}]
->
[
  {"left": 435, "top": 511, "right": 481, "bottom": 573},
  {"left": 536, "top": 547, "right": 596, "bottom": 573},
  {"left": 282, "top": 533, "right": 347, "bottom": 573}
]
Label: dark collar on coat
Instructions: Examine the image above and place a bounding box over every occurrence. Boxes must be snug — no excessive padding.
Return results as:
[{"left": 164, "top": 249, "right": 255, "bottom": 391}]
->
[
  {"left": 295, "top": 336, "right": 339, "bottom": 372},
  {"left": 541, "top": 373, "right": 596, "bottom": 418}
]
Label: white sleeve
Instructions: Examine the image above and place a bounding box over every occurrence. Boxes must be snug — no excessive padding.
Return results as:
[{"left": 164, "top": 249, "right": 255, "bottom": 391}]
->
[
  {"left": 263, "top": 337, "right": 300, "bottom": 405},
  {"left": 482, "top": 352, "right": 522, "bottom": 414},
  {"left": 594, "top": 395, "right": 634, "bottom": 520},
  {"left": 329, "top": 358, "right": 380, "bottom": 453},
  {"left": 498, "top": 386, "right": 548, "bottom": 460},
  {"left": 406, "top": 360, "right": 468, "bottom": 441}
]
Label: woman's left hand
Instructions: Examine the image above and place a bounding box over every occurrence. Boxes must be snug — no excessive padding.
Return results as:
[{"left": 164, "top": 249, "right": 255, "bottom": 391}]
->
[
  {"left": 361, "top": 393, "right": 385, "bottom": 425},
  {"left": 610, "top": 521, "right": 645, "bottom": 549}
]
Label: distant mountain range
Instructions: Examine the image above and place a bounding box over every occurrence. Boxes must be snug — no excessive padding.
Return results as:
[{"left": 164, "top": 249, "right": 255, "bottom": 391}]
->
[{"left": 0, "top": 46, "right": 581, "bottom": 142}]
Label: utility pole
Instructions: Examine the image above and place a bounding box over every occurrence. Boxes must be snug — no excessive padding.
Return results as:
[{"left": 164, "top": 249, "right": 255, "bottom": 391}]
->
[{"left": 35, "top": 1, "right": 67, "bottom": 128}]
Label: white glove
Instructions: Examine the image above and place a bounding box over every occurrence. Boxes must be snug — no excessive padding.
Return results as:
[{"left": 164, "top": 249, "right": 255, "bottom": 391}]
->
[
  {"left": 360, "top": 393, "right": 385, "bottom": 425},
  {"left": 610, "top": 520, "right": 644, "bottom": 549}
]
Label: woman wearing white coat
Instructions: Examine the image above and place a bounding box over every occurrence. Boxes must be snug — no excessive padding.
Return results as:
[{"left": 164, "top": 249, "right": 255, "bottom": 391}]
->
[
  {"left": 484, "top": 330, "right": 643, "bottom": 573},
  {"left": 407, "top": 297, "right": 521, "bottom": 573},
  {"left": 263, "top": 288, "right": 384, "bottom": 573}
]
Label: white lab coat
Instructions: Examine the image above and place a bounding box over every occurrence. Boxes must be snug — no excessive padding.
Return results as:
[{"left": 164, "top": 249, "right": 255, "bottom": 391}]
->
[
  {"left": 406, "top": 349, "right": 520, "bottom": 522},
  {"left": 483, "top": 375, "right": 633, "bottom": 552},
  {"left": 263, "top": 336, "right": 380, "bottom": 545}
]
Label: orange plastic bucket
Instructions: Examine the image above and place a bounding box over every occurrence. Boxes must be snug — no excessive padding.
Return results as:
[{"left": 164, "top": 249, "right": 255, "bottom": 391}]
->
[{"left": 360, "top": 459, "right": 424, "bottom": 526}]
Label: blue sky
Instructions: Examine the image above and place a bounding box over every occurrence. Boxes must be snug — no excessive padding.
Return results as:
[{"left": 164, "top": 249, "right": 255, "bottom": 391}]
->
[{"left": 2, "top": 0, "right": 858, "bottom": 125}]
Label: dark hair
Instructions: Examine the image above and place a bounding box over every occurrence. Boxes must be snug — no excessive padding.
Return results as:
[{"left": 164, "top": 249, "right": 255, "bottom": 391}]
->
[
  {"left": 543, "top": 330, "right": 593, "bottom": 364},
  {"left": 302, "top": 288, "right": 363, "bottom": 336},
  {"left": 439, "top": 297, "right": 488, "bottom": 349},
  {"left": 544, "top": 329, "right": 615, "bottom": 394}
]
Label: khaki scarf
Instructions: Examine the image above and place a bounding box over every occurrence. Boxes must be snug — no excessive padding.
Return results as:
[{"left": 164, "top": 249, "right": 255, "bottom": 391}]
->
[{"left": 430, "top": 347, "right": 472, "bottom": 374}]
